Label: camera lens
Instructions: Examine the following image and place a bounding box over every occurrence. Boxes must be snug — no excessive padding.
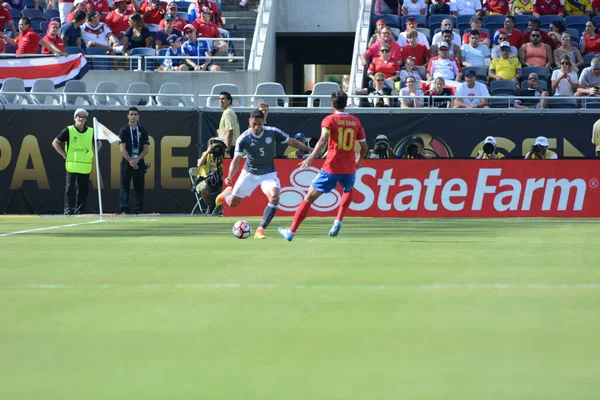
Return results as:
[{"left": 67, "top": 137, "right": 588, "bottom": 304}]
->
[
  {"left": 407, "top": 143, "right": 419, "bottom": 157},
  {"left": 483, "top": 142, "right": 495, "bottom": 155}
]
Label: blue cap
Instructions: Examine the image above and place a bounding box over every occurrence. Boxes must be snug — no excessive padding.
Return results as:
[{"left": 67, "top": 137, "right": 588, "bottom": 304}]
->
[
  {"left": 167, "top": 34, "right": 182, "bottom": 44},
  {"left": 295, "top": 133, "right": 306, "bottom": 141}
]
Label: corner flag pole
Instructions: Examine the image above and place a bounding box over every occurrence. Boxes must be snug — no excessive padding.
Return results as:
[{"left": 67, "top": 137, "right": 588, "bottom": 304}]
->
[{"left": 93, "top": 118, "right": 104, "bottom": 220}]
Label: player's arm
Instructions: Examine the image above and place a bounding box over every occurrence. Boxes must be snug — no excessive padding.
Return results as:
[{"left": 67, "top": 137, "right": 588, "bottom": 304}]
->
[
  {"left": 287, "top": 138, "right": 312, "bottom": 153},
  {"left": 300, "top": 128, "right": 329, "bottom": 169},
  {"left": 356, "top": 140, "right": 368, "bottom": 168}
]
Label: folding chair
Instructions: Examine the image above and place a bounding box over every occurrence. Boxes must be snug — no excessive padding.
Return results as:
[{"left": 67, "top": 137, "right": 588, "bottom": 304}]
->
[{"left": 189, "top": 167, "right": 208, "bottom": 215}]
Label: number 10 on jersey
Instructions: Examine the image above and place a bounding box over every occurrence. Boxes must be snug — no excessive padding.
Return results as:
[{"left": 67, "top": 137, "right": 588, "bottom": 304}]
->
[{"left": 337, "top": 128, "right": 355, "bottom": 151}]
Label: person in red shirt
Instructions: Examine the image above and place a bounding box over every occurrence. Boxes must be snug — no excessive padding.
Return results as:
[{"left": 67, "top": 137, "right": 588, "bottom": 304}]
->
[
  {"left": 158, "top": 2, "right": 186, "bottom": 31},
  {"left": 522, "top": 18, "right": 554, "bottom": 47},
  {"left": 278, "top": 90, "right": 368, "bottom": 241},
  {"left": 66, "top": 0, "right": 88, "bottom": 23},
  {"left": 135, "top": 0, "right": 166, "bottom": 32},
  {"left": 0, "top": 7, "right": 17, "bottom": 38},
  {"left": 581, "top": 20, "right": 600, "bottom": 55},
  {"left": 402, "top": 30, "right": 429, "bottom": 66},
  {"left": 492, "top": 16, "right": 523, "bottom": 47},
  {"left": 533, "top": 0, "right": 564, "bottom": 16},
  {"left": 41, "top": 21, "right": 65, "bottom": 54},
  {"left": 484, "top": 0, "right": 509, "bottom": 15},
  {"left": 0, "top": 17, "right": 64, "bottom": 55},
  {"left": 462, "top": 15, "right": 491, "bottom": 47},
  {"left": 361, "top": 27, "right": 404, "bottom": 68},
  {"left": 88, "top": 0, "right": 110, "bottom": 21},
  {"left": 105, "top": 0, "right": 134, "bottom": 39}
]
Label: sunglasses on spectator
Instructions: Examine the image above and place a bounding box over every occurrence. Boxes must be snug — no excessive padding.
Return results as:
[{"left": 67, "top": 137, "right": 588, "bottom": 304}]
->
[
  {"left": 528, "top": 77, "right": 538, "bottom": 80},
  {"left": 380, "top": 49, "right": 390, "bottom": 52},
  {"left": 498, "top": 37, "right": 508, "bottom": 41},
  {"left": 561, "top": 61, "right": 570, "bottom": 65},
  {"left": 169, "top": 7, "right": 177, "bottom": 10},
  {"left": 530, "top": 34, "right": 540, "bottom": 37},
  {"left": 406, "top": 80, "right": 416, "bottom": 83},
  {"left": 185, "top": 30, "right": 193, "bottom": 34},
  {"left": 594, "top": 68, "right": 600, "bottom": 72},
  {"left": 375, "top": 79, "right": 384, "bottom": 81}
]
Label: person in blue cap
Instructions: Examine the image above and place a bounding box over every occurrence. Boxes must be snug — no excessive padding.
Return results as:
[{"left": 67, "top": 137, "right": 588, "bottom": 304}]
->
[{"left": 285, "top": 133, "right": 311, "bottom": 159}]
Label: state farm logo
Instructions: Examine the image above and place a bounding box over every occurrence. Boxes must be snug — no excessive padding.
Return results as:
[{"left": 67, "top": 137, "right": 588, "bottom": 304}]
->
[{"left": 278, "top": 167, "right": 341, "bottom": 212}]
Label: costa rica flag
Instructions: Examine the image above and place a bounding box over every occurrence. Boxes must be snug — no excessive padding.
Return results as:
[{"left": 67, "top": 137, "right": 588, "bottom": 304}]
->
[{"left": 0, "top": 54, "right": 89, "bottom": 88}]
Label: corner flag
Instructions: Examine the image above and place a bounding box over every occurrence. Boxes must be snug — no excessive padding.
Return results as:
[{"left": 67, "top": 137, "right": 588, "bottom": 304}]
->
[{"left": 93, "top": 117, "right": 120, "bottom": 144}]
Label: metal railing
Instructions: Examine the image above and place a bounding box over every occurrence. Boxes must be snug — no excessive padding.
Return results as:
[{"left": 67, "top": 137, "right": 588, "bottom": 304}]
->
[{"left": 348, "top": 0, "right": 374, "bottom": 102}]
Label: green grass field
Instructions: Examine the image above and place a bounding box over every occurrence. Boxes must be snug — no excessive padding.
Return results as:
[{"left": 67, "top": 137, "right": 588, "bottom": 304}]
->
[{"left": 1, "top": 216, "right": 599, "bottom": 400}]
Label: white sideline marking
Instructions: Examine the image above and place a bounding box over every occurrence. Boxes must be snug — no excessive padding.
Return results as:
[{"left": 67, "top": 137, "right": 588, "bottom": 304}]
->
[
  {"left": 8, "top": 283, "right": 600, "bottom": 291},
  {"left": 0, "top": 220, "right": 105, "bottom": 237}
]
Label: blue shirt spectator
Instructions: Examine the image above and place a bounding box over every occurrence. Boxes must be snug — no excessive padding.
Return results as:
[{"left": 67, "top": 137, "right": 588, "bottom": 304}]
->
[
  {"left": 182, "top": 37, "right": 212, "bottom": 64},
  {"left": 59, "top": 21, "right": 82, "bottom": 47},
  {"left": 124, "top": 26, "right": 152, "bottom": 51}
]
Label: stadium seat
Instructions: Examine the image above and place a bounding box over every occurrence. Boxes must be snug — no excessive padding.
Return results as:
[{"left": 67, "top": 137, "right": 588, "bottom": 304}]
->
[
  {"left": 177, "top": 11, "right": 188, "bottom": 21},
  {"left": 62, "top": 80, "right": 92, "bottom": 105},
  {"left": 174, "top": 1, "right": 190, "bottom": 11},
  {"left": 464, "top": 66, "right": 488, "bottom": 83},
  {"left": 40, "top": 21, "right": 49, "bottom": 32},
  {"left": 206, "top": 83, "right": 242, "bottom": 107},
  {"left": 413, "top": 65, "right": 427, "bottom": 80},
  {"left": 30, "top": 78, "right": 61, "bottom": 105},
  {"left": 489, "top": 97, "right": 514, "bottom": 108},
  {"left": 401, "top": 15, "right": 427, "bottom": 30},
  {"left": 252, "top": 82, "right": 289, "bottom": 107},
  {"left": 307, "top": 82, "right": 341, "bottom": 108},
  {"left": 129, "top": 47, "right": 157, "bottom": 71},
  {"left": 483, "top": 22, "right": 503, "bottom": 33},
  {"left": 521, "top": 66, "right": 549, "bottom": 83},
  {"left": 5, "top": 44, "right": 17, "bottom": 53},
  {"left": 374, "top": 14, "right": 401, "bottom": 29},
  {"left": 189, "top": 167, "right": 209, "bottom": 215},
  {"left": 456, "top": 14, "right": 474, "bottom": 27},
  {"left": 45, "top": 8, "right": 59, "bottom": 21},
  {"left": 594, "top": 16, "right": 600, "bottom": 26},
  {"left": 514, "top": 15, "right": 534, "bottom": 25},
  {"left": 520, "top": 79, "right": 548, "bottom": 92},
  {"left": 463, "top": 27, "right": 491, "bottom": 39},
  {"left": 156, "top": 82, "right": 192, "bottom": 107},
  {"left": 565, "top": 15, "right": 590, "bottom": 27},
  {"left": 483, "top": 15, "right": 505, "bottom": 26},
  {"left": 539, "top": 15, "right": 563, "bottom": 28},
  {"left": 416, "top": 27, "right": 431, "bottom": 41},
  {"left": 428, "top": 14, "right": 455, "bottom": 33},
  {"left": 66, "top": 46, "right": 85, "bottom": 55},
  {"left": 490, "top": 80, "right": 518, "bottom": 96},
  {"left": 8, "top": 8, "right": 21, "bottom": 19},
  {"left": 0, "top": 78, "right": 31, "bottom": 104},
  {"left": 22, "top": 8, "right": 43, "bottom": 19},
  {"left": 85, "top": 47, "right": 112, "bottom": 70},
  {"left": 551, "top": 98, "right": 578, "bottom": 109},
  {"left": 584, "top": 53, "right": 600, "bottom": 67},
  {"left": 93, "top": 81, "right": 124, "bottom": 106},
  {"left": 124, "top": 82, "right": 152, "bottom": 106},
  {"left": 515, "top": 23, "right": 528, "bottom": 33},
  {"left": 565, "top": 28, "right": 581, "bottom": 42}
]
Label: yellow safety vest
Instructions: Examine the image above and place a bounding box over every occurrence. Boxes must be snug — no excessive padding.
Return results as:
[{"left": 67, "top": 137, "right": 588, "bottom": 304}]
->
[
  {"left": 65, "top": 125, "right": 94, "bottom": 174},
  {"left": 530, "top": 150, "right": 557, "bottom": 160}
]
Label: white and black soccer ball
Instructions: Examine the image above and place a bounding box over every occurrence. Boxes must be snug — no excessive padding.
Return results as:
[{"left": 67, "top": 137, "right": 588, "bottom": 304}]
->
[{"left": 232, "top": 220, "right": 251, "bottom": 239}]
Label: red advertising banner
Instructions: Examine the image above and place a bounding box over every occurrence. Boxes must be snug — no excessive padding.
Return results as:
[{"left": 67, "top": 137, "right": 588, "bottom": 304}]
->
[{"left": 223, "top": 160, "right": 600, "bottom": 218}]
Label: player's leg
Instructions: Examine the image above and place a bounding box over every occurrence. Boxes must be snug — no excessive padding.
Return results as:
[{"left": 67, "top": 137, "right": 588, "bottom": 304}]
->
[
  {"left": 329, "top": 173, "right": 356, "bottom": 237},
  {"left": 255, "top": 173, "right": 281, "bottom": 239},
  {"left": 217, "top": 170, "right": 258, "bottom": 208}
]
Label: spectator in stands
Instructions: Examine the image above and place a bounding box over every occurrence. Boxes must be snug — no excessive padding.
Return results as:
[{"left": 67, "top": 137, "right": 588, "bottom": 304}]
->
[
  {"left": 475, "top": 136, "right": 505, "bottom": 159},
  {"left": 532, "top": 0, "right": 564, "bottom": 17},
  {"left": 512, "top": 0, "right": 534, "bottom": 15},
  {"left": 188, "top": 0, "right": 222, "bottom": 27},
  {"left": 105, "top": 0, "right": 134, "bottom": 40},
  {"left": 182, "top": 23, "right": 220, "bottom": 71},
  {"left": 60, "top": 10, "right": 86, "bottom": 48},
  {"left": 55, "top": 0, "right": 72, "bottom": 24},
  {"left": 42, "top": 21, "right": 65, "bottom": 55},
  {"left": 514, "top": 72, "right": 550, "bottom": 108},
  {"left": 522, "top": 18, "right": 554, "bottom": 47},
  {"left": 552, "top": 54, "right": 578, "bottom": 96},
  {"left": 367, "top": 134, "right": 395, "bottom": 159},
  {"left": 401, "top": 30, "right": 429, "bottom": 66},
  {"left": 0, "top": 17, "right": 64, "bottom": 55},
  {"left": 483, "top": 0, "right": 509, "bottom": 15},
  {"left": 594, "top": 0, "right": 600, "bottom": 16},
  {"left": 431, "top": 29, "right": 461, "bottom": 60},
  {"left": 402, "top": 0, "right": 427, "bottom": 16},
  {"left": 519, "top": 28, "right": 553, "bottom": 69},
  {"left": 361, "top": 27, "right": 404, "bottom": 68},
  {"left": 430, "top": 0, "right": 454, "bottom": 15},
  {"left": 525, "top": 136, "right": 558, "bottom": 159},
  {"left": 399, "top": 57, "right": 423, "bottom": 83},
  {"left": 354, "top": 72, "right": 392, "bottom": 107},
  {"left": 400, "top": 17, "right": 430, "bottom": 49},
  {"left": 547, "top": 20, "right": 566, "bottom": 46},
  {"left": 368, "top": 19, "right": 387, "bottom": 48},
  {"left": 461, "top": 30, "right": 491, "bottom": 68},
  {"left": 428, "top": 77, "right": 453, "bottom": 108},
  {"left": 285, "top": 133, "right": 311, "bottom": 159},
  {"left": 427, "top": 42, "right": 463, "bottom": 84},
  {"left": 134, "top": 0, "right": 166, "bottom": 33},
  {"left": 554, "top": 32, "right": 584, "bottom": 69},
  {"left": 0, "top": 4, "right": 17, "bottom": 38},
  {"left": 400, "top": 76, "right": 425, "bottom": 108},
  {"left": 66, "top": 0, "right": 88, "bottom": 23},
  {"left": 158, "top": 34, "right": 187, "bottom": 71},
  {"left": 489, "top": 42, "right": 523, "bottom": 82},
  {"left": 82, "top": 9, "right": 118, "bottom": 53},
  {"left": 493, "top": 17, "right": 523, "bottom": 48},
  {"left": 454, "top": 69, "right": 490, "bottom": 108},
  {"left": 576, "top": 56, "right": 600, "bottom": 96},
  {"left": 432, "top": 19, "right": 461, "bottom": 48},
  {"left": 159, "top": 2, "right": 186, "bottom": 31},
  {"left": 155, "top": 14, "right": 182, "bottom": 52},
  {"left": 580, "top": 20, "right": 600, "bottom": 55},
  {"left": 375, "top": 0, "right": 402, "bottom": 15},
  {"left": 367, "top": 43, "right": 401, "bottom": 84},
  {"left": 451, "top": 0, "right": 483, "bottom": 16},
  {"left": 491, "top": 32, "right": 518, "bottom": 58},
  {"left": 122, "top": 12, "right": 152, "bottom": 55},
  {"left": 87, "top": 0, "right": 110, "bottom": 22},
  {"left": 592, "top": 118, "right": 600, "bottom": 157},
  {"left": 462, "top": 16, "right": 491, "bottom": 47},
  {"left": 192, "top": 6, "right": 227, "bottom": 59},
  {"left": 564, "top": 0, "right": 592, "bottom": 15}
]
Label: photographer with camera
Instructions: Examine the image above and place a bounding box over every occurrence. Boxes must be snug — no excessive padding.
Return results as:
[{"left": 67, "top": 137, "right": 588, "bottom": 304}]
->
[
  {"left": 367, "top": 134, "right": 395, "bottom": 159},
  {"left": 475, "top": 136, "right": 505, "bottom": 159},
  {"left": 525, "top": 136, "right": 558, "bottom": 159},
  {"left": 192, "top": 137, "right": 227, "bottom": 215},
  {"left": 399, "top": 136, "right": 431, "bottom": 159}
]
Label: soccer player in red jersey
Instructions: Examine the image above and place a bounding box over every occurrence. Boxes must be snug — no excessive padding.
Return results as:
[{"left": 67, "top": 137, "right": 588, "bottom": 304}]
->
[{"left": 279, "top": 90, "right": 368, "bottom": 241}]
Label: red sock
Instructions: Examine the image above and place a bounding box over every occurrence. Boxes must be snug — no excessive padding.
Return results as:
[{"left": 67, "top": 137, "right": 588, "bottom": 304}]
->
[
  {"left": 336, "top": 190, "right": 353, "bottom": 222},
  {"left": 290, "top": 200, "right": 311, "bottom": 233}
]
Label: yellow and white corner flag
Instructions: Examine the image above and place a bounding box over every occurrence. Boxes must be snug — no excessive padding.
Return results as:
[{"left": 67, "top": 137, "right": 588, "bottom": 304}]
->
[{"left": 93, "top": 117, "right": 121, "bottom": 144}]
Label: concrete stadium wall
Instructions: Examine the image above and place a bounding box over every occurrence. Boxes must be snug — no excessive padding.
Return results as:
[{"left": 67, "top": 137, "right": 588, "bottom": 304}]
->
[{"left": 275, "top": 0, "right": 361, "bottom": 33}]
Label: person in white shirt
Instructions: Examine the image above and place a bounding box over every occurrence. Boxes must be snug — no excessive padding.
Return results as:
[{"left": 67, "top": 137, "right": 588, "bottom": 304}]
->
[
  {"left": 400, "top": 17, "right": 430, "bottom": 49},
  {"left": 402, "top": 0, "right": 427, "bottom": 15},
  {"left": 432, "top": 19, "right": 462, "bottom": 48},
  {"left": 454, "top": 69, "right": 490, "bottom": 108},
  {"left": 426, "top": 42, "right": 463, "bottom": 86},
  {"left": 450, "top": 0, "right": 483, "bottom": 16},
  {"left": 461, "top": 30, "right": 491, "bottom": 68},
  {"left": 81, "top": 9, "right": 119, "bottom": 53}
]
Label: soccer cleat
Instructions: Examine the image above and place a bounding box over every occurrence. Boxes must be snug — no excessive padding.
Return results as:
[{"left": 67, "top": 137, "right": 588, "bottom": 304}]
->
[
  {"left": 328, "top": 220, "right": 342, "bottom": 237},
  {"left": 278, "top": 227, "right": 294, "bottom": 242},
  {"left": 254, "top": 227, "right": 266, "bottom": 239},
  {"left": 215, "top": 186, "right": 233, "bottom": 206}
]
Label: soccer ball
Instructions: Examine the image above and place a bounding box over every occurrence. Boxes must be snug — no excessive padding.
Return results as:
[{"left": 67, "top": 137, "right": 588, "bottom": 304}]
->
[{"left": 232, "top": 220, "right": 252, "bottom": 239}]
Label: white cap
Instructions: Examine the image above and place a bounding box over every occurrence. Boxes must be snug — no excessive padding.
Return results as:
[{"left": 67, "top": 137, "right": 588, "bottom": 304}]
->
[
  {"left": 500, "top": 41, "right": 511, "bottom": 49},
  {"left": 74, "top": 0, "right": 86, "bottom": 6},
  {"left": 439, "top": 41, "right": 449, "bottom": 49},
  {"left": 74, "top": 108, "right": 88, "bottom": 118},
  {"left": 534, "top": 136, "right": 549, "bottom": 146},
  {"left": 484, "top": 136, "right": 496, "bottom": 146}
]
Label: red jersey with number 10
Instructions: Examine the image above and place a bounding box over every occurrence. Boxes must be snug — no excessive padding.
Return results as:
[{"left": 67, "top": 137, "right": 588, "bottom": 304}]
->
[{"left": 321, "top": 112, "right": 366, "bottom": 175}]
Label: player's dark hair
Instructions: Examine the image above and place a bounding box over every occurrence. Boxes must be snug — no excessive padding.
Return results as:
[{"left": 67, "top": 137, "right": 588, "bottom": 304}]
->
[
  {"left": 128, "top": 107, "right": 140, "bottom": 114},
  {"left": 20, "top": 17, "right": 31, "bottom": 27},
  {"left": 250, "top": 109, "right": 265, "bottom": 119},
  {"left": 331, "top": 89, "right": 348, "bottom": 110},
  {"left": 74, "top": 10, "right": 87, "bottom": 23},
  {"left": 220, "top": 91, "right": 232, "bottom": 102}
]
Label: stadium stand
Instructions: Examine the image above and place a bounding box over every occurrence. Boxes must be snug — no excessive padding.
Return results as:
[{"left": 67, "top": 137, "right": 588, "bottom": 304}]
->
[
  {"left": 307, "top": 82, "right": 341, "bottom": 108},
  {"left": 30, "top": 78, "right": 61, "bottom": 105},
  {"left": 206, "top": 83, "right": 242, "bottom": 107},
  {"left": 62, "top": 80, "right": 93, "bottom": 106},
  {"left": 252, "top": 82, "right": 289, "bottom": 107},
  {"left": 124, "top": 82, "right": 152, "bottom": 106},
  {"left": 156, "top": 82, "right": 192, "bottom": 107}
]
